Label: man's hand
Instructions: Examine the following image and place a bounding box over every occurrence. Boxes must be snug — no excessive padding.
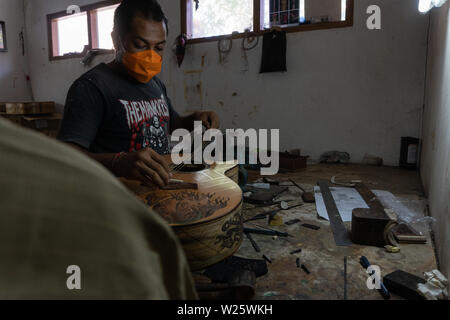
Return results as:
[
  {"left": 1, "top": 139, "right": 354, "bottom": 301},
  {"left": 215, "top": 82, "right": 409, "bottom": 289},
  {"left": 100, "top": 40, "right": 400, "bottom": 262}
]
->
[
  {"left": 194, "top": 111, "right": 220, "bottom": 129},
  {"left": 113, "top": 148, "right": 171, "bottom": 188}
]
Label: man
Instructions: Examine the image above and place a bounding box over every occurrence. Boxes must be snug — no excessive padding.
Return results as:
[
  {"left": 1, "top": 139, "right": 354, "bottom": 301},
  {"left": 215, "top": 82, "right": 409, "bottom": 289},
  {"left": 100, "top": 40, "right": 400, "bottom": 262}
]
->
[
  {"left": 0, "top": 117, "right": 197, "bottom": 299},
  {"left": 58, "top": 0, "right": 219, "bottom": 188}
]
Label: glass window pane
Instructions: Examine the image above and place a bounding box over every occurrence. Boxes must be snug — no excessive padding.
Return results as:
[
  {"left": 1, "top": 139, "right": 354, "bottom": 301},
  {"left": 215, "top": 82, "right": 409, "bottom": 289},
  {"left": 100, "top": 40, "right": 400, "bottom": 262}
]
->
[
  {"left": 305, "top": 0, "right": 344, "bottom": 23},
  {"left": 191, "top": 0, "right": 254, "bottom": 38},
  {"left": 341, "top": 0, "right": 347, "bottom": 21},
  {"left": 94, "top": 4, "right": 119, "bottom": 49},
  {"left": 56, "top": 12, "right": 89, "bottom": 56},
  {"left": 264, "top": 0, "right": 346, "bottom": 27},
  {"left": 264, "top": 0, "right": 304, "bottom": 28},
  {"left": 0, "top": 23, "right": 4, "bottom": 49}
]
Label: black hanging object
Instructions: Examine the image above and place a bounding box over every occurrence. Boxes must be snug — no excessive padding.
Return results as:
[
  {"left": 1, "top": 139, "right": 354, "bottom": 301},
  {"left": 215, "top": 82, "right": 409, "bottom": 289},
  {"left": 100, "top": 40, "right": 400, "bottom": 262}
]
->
[
  {"left": 260, "top": 30, "right": 287, "bottom": 74},
  {"left": 175, "top": 34, "right": 187, "bottom": 67},
  {"left": 194, "top": 0, "right": 199, "bottom": 11}
]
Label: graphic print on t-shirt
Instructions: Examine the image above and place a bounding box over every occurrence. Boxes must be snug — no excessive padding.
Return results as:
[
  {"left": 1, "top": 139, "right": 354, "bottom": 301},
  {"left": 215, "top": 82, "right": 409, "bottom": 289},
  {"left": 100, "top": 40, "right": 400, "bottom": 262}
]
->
[{"left": 118, "top": 95, "right": 171, "bottom": 154}]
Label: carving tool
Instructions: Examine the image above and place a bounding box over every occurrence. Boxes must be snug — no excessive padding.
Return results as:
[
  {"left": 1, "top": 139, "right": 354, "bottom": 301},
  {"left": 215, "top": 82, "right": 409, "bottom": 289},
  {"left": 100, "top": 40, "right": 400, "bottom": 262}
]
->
[
  {"left": 360, "top": 256, "right": 390, "bottom": 300},
  {"left": 285, "top": 219, "right": 301, "bottom": 226},
  {"left": 244, "top": 209, "right": 280, "bottom": 223},
  {"left": 243, "top": 228, "right": 289, "bottom": 237},
  {"left": 289, "top": 179, "right": 315, "bottom": 203},
  {"left": 262, "top": 255, "right": 272, "bottom": 264},
  {"left": 245, "top": 222, "right": 293, "bottom": 237},
  {"left": 245, "top": 232, "right": 260, "bottom": 252},
  {"left": 344, "top": 256, "right": 348, "bottom": 300},
  {"left": 301, "top": 223, "right": 320, "bottom": 230},
  {"left": 301, "top": 264, "right": 310, "bottom": 274}
]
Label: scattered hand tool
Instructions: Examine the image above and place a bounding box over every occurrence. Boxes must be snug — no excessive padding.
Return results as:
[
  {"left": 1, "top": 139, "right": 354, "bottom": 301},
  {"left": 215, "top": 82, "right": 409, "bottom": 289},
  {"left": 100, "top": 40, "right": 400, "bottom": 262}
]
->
[
  {"left": 359, "top": 256, "right": 390, "bottom": 300},
  {"left": 244, "top": 209, "right": 280, "bottom": 223},
  {"left": 245, "top": 232, "right": 261, "bottom": 252},
  {"left": 280, "top": 200, "right": 304, "bottom": 211},
  {"left": 290, "top": 249, "right": 302, "bottom": 255},
  {"left": 285, "top": 219, "right": 301, "bottom": 226},
  {"left": 301, "top": 264, "right": 310, "bottom": 274},
  {"left": 301, "top": 223, "right": 320, "bottom": 231},
  {"left": 344, "top": 256, "right": 348, "bottom": 300},
  {"left": 296, "top": 258, "right": 301, "bottom": 268},
  {"left": 262, "top": 255, "right": 272, "bottom": 264},
  {"left": 289, "top": 179, "right": 315, "bottom": 203},
  {"left": 243, "top": 227, "right": 289, "bottom": 237},
  {"left": 246, "top": 221, "right": 293, "bottom": 235}
]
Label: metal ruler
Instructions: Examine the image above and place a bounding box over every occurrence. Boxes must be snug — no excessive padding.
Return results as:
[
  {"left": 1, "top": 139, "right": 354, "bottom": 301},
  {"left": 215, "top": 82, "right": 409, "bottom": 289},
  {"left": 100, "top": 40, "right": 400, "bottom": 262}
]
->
[{"left": 317, "top": 180, "right": 352, "bottom": 246}]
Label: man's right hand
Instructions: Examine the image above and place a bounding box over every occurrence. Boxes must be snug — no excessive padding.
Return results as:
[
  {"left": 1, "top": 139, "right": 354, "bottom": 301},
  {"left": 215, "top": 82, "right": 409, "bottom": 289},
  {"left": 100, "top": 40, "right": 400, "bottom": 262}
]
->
[{"left": 113, "top": 148, "right": 171, "bottom": 188}]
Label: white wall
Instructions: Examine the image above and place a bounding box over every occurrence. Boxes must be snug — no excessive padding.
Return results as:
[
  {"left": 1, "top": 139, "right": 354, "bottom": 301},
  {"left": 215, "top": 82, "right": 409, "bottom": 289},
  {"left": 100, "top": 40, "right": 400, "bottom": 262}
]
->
[
  {"left": 24, "top": 0, "right": 429, "bottom": 165},
  {"left": 24, "top": 0, "right": 115, "bottom": 110},
  {"left": 0, "top": 0, "right": 32, "bottom": 101},
  {"left": 421, "top": 1, "right": 450, "bottom": 282},
  {"left": 159, "top": 0, "right": 429, "bottom": 165}
]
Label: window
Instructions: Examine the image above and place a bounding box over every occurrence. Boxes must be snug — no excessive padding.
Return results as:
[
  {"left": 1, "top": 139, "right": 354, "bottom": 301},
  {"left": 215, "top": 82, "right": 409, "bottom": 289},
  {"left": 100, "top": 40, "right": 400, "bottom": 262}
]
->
[
  {"left": 0, "top": 21, "right": 7, "bottom": 52},
  {"left": 51, "top": 12, "right": 89, "bottom": 57},
  {"left": 181, "top": 0, "right": 354, "bottom": 43},
  {"left": 190, "top": 0, "right": 254, "bottom": 39},
  {"left": 419, "top": 0, "right": 449, "bottom": 13},
  {"left": 47, "top": 0, "right": 120, "bottom": 60},
  {"left": 91, "top": 4, "right": 118, "bottom": 50}
]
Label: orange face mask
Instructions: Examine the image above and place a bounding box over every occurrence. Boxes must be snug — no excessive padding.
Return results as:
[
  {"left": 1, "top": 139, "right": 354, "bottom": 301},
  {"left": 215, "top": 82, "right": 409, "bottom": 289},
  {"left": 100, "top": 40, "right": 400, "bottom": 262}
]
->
[{"left": 121, "top": 49, "right": 163, "bottom": 83}]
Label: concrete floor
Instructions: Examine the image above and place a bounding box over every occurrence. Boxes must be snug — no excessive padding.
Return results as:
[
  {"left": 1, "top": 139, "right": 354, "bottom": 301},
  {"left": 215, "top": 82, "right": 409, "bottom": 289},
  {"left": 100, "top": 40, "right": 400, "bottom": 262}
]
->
[{"left": 236, "top": 164, "right": 437, "bottom": 300}]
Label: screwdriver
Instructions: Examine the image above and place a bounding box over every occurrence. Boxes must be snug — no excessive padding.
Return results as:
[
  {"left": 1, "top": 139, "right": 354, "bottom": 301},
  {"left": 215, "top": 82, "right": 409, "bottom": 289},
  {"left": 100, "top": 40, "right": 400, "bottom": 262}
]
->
[{"left": 360, "top": 256, "right": 390, "bottom": 300}]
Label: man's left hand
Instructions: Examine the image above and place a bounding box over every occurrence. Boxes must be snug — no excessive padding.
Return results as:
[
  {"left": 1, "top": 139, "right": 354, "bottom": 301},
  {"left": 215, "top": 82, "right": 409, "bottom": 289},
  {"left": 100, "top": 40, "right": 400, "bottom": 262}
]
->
[{"left": 195, "top": 111, "right": 220, "bottom": 129}]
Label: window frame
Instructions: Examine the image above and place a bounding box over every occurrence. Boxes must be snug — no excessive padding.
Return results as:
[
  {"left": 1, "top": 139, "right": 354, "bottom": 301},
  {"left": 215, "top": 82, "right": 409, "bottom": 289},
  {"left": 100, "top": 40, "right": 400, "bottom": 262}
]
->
[
  {"left": 46, "top": 0, "right": 121, "bottom": 61},
  {"left": 181, "top": 0, "right": 354, "bottom": 44}
]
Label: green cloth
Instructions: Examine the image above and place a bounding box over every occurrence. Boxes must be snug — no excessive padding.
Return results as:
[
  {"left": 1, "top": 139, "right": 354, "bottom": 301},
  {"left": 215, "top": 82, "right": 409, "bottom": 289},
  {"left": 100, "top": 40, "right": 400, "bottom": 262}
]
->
[{"left": 0, "top": 118, "right": 197, "bottom": 300}]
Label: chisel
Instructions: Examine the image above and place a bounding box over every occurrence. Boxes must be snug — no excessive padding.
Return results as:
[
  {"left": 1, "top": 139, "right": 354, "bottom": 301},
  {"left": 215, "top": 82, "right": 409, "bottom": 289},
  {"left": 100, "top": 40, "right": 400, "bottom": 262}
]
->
[
  {"left": 360, "top": 256, "right": 390, "bottom": 300},
  {"left": 243, "top": 228, "right": 289, "bottom": 237}
]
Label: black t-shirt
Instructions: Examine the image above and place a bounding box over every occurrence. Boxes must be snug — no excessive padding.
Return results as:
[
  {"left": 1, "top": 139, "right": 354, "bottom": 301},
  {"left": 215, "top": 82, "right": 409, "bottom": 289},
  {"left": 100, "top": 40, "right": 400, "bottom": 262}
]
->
[{"left": 58, "top": 63, "right": 179, "bottom": 155}]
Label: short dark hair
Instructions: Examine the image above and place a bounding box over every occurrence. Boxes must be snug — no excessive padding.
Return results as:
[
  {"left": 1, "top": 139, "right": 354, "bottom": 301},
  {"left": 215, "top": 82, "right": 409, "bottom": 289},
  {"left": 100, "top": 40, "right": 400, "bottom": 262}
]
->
[{"left": 114, "top": 0, "right": 169, "bottom": 37}]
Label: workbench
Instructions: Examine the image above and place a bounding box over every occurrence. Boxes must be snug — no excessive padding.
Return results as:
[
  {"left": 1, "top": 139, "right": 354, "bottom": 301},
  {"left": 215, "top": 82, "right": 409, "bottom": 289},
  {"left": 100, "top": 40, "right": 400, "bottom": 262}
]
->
[{"left": 234, "top": 164, "right": 437, "bottom": 300}]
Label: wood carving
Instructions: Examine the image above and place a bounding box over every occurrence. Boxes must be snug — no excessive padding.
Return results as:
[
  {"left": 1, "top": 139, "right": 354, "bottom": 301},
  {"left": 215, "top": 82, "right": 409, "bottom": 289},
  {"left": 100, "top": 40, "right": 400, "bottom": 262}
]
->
[
  {"left": 150, "top": 191, "right": 230, "bottom": 224},
  {"left": 121, "top": 160, "right": 243, "bottom": 271}
]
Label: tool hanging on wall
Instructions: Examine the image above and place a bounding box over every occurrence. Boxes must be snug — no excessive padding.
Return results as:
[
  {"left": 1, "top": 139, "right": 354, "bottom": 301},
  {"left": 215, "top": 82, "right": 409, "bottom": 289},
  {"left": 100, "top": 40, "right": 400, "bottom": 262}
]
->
[
  {"left": 194, "top": 0, "right": 200, "bottom": 10},
  {"left": 218, "top": 37, "right": 233, "bottom": 65},
  {"left": 19, "top": 31, "right": 25, "bottom": 56},
  {"left": 174, "top": 34, "right": 187, "bottom": 67},
  {"left": 240, "top": 31, "right": 259, "bottom": 72}
]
